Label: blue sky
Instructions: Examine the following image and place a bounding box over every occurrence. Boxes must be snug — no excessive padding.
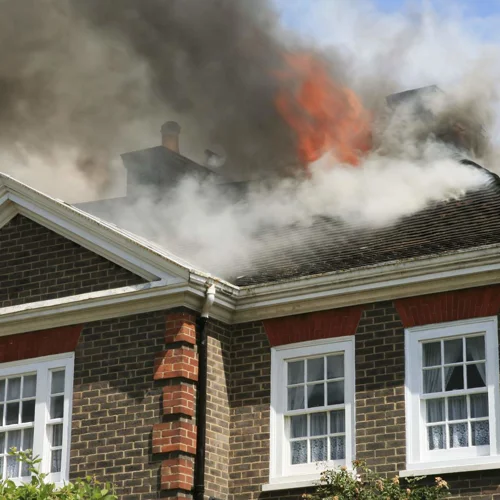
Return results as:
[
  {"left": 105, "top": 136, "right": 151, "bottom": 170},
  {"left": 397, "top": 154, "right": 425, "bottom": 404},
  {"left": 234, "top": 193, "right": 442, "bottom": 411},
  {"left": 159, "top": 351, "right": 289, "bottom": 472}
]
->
[{"left": 275, "top": 0, "right": 500, "bottom": 41}]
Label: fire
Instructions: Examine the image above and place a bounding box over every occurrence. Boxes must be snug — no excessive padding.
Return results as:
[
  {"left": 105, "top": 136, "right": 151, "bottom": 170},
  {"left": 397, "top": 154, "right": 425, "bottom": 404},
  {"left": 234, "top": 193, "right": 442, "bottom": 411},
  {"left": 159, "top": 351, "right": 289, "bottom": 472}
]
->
[{"left": 275, "top": 53, "right": 372, "bottom": 166}]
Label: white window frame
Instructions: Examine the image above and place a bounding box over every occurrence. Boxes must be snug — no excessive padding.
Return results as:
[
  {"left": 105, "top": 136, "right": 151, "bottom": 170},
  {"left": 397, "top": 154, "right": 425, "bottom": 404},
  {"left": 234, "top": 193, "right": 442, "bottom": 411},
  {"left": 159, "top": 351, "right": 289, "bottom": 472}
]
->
[
  {"left": 0, "top": 353, "right": 74, "bottom": 485},
  {"left": 404, "top": 316, "right": 500, "bottom": 474},
  {"left": 268, "top": 337, "right": 355, "bottom": 487}
]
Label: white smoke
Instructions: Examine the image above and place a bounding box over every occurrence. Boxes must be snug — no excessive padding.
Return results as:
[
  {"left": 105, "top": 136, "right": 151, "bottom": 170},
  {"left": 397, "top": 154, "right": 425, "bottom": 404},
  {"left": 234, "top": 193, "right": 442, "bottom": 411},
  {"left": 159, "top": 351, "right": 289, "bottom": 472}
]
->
[{"left": 102, "top": 144, "right": 489, "bottom": 275}]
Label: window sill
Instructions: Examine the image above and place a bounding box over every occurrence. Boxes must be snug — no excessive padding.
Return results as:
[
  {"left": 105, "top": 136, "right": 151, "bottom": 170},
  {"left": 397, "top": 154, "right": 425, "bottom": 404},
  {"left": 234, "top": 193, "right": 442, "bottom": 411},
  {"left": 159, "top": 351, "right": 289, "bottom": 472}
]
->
[
  {"left": 400, "top": 460, "right": 500, "bottom": 477},
  {"left": 262, "top": 478, "right": 319, "bottom": 492}
]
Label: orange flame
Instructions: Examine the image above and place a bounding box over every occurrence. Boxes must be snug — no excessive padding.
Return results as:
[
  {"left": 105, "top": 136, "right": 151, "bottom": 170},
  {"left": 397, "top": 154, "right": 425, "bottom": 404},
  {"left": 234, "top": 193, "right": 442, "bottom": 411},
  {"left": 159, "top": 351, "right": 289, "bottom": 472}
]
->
[{"left": 275, "top": 53, "right": 372, "bottom": 166}]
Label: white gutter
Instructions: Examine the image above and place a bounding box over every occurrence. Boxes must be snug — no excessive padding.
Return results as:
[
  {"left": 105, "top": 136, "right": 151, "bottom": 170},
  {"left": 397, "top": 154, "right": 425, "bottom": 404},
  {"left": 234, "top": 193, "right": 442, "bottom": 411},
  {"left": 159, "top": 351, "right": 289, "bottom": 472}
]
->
[
  {"left": 0, "top": 278, "right": 235, "bottom": 336},
  {"left": 2, "top": 242, "right": 500, "bottom": 334}
]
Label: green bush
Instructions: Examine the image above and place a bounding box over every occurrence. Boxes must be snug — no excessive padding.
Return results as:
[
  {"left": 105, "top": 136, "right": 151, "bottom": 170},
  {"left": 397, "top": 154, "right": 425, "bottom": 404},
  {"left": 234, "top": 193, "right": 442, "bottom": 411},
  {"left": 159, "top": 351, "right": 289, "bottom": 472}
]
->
[
  {"left": 0, "top": 449, "right": 117, "bottom": 500},
  {"left": 303, "top": 460, "right": 450, "bottom": 500}
]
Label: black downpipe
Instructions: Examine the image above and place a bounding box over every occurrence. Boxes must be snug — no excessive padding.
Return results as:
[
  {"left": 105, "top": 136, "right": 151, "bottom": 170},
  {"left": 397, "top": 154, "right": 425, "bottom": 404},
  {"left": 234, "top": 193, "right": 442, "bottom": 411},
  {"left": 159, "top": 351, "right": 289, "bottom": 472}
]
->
[{"left": 193, "top": 316, "right": 208, "bottom": 500}]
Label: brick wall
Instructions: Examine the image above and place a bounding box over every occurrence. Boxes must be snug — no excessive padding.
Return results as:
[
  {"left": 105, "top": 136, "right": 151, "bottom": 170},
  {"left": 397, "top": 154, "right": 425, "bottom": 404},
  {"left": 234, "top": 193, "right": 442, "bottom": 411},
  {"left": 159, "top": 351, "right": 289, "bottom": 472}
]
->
[
  {"left": 0, "top": 214, "right": 146, "bottom": 307},
  {"left": 71, "top": 311, "right": 166, "bottom": 499},
  {"left": 229, "top": 322, "right": 280, "bottom": 500},
  {"left": 355, "top": 301, "right": 406, "bottom": 475},
  {"left": 204, "top": 320, "right": 232, "bottom": 500},
  {"left": 227, "top": 298, "right": 500, "bottom": 500}
]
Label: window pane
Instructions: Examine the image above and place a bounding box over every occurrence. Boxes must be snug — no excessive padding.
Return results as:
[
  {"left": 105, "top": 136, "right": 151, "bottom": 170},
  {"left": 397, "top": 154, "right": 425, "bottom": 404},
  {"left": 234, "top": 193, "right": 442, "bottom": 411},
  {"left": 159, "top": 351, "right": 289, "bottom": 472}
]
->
[
  {"left": 307, "top": 384, "right": 324, "bottom": 408},
  {"left": 7, "top": 431, "right": 21, "bottom": 477},
  {"left": 466, "top": 336, "right": 485, "bottom": 361},
  {"left": 288, "top": 387, "right": 305, "bottom": 411},
  {"left": 51, "top": 371, "right": 65, "bottom": 394},
  {"left": 327, "top": 381, "right": 344, "bottom": 405},
  {"left": 23, "top": 428, "right": 33, "bottom": 451},
  {"left": 467, "top": 364, "right": 486, "bottom": 389},
  {"left": 471, "top": 421, "right": 490, "bottom": 446},
  {"left": 6, "top": 403, "right": 19, "bottom": 425},
  {"left": 7, "top": 430, "right": 21, "bottom": 450},
  {"left": 51, "top": 449, "right": 62, "bottom": 473},
  {"left": 50, "top": 396, "right": 64, "bottom": 419},
  {"left": 450, "top": 423, "right": 468, "bottom": 448},
  {"left": 423, "top": 342, "right": 441, "bottom": 367},
  {"left": 291, "top": 441, "right": 307, "bottom": 464},
  {"left": 327, "top": 355, "right": 344, "bottom": 379},
  {"left": 310, "top": 412, "right": 327, "bottom": 436},
  {"left": 6, "top": 455, "right": 18, "bottom": 478},
  {"left": 6, "top": 378, "right": 21, "bottom": 401},
  {"left": 428, "top": 425, "right": 445, "bottom": 450},
  {"left": 290, "top": 415, "right": 307, "bottom": 438},
  {"left": 0, "top": 404, "right": 3, "bottom": 426},
  {"left": 445, "top": 365, "right": 464, "bottom": 391},
  {"left": 330, "top": 410, "right": 345, "bottom": 433},
  {"left": 470, "top": 393, "right": 489, "bottom": 418},
  {"left": 330, "top": 436, "right": 345, "bottom": 460},
  {"left": 288, "top": 361, "right": 304, "bottom": 385},
  {"left": 0, "top": 380, "right": 4, "bottom": 401},
  {"left": 426, "top": 399, "right": 445, "bottom": 423},
  {"left": 448, "top": 396, "right": 467, "bottom": 421},
  {"left": 423, "top": 369, "right": 442, "bottom": 393},
  {"left": 307, "top": 358, "right": 324, "bottom": 382},
  {"left": 0, "top": 432, "right": 4, "bottom": 452},
  {"left": 21, "top": 400, "right": 35, "bottom": 423},
  {"left": 444, "top": 339, "right": 463, "bottom": 364},
  {"left": 311, "top": 438, "right": 327, "bottom": 462},
  {"left": 21, "top": 428, "right": 34, "bottom": 477},
  {"left": 22, "top": 376, "right": 36, "bottom": 398}
]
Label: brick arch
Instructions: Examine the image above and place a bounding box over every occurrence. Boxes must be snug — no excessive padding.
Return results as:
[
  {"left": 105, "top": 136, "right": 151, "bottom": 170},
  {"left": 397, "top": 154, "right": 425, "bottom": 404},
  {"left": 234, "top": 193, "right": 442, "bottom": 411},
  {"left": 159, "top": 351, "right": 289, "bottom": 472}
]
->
[
  {"left": 0, "top": 325, "right": 82, "bottom": 363},
  {"left": 394, "top": 284, "right": 500, "bottom": 327},
  {"left": 263, "top": 306, "right": 364, "bottom": 347}
]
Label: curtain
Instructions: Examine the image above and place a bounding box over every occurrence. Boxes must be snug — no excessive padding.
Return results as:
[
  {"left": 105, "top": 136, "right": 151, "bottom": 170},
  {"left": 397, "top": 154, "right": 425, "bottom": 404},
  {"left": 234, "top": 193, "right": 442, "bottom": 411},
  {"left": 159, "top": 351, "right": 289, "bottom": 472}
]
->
[
  {"left": 423, "top": 343, "right": 442, "bottom": 393},
  {"left": 288, "top": 386, "right": 305, "bottom": 410},
  {"left": 466, "top": 337, "right": 486, "bottom": 384},
  {"left": 444, "top": 340, "right": 463, "bottom": 388},
  {"left": 427, "top": 399, "right": 444, "bottom": 450}
]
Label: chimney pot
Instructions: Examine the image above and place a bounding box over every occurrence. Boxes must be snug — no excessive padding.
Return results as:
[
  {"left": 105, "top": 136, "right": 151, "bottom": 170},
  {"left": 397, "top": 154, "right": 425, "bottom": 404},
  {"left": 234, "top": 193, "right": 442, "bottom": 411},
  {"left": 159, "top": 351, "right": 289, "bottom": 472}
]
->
[{"left": 161, "top": 121, "right": 181, "bottom": 153}]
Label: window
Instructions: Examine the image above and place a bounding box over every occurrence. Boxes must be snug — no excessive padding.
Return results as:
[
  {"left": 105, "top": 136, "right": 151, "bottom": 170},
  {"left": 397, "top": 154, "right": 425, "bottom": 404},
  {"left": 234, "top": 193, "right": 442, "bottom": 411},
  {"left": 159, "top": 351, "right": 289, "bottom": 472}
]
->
[
  {"left": 0, "top": 353, "right": 74, "bottom": 483},
  {"left": 269, "top": 338, "right": 355, "bottom": 485},
  {"left": 405, "top": 317, "right": 500, "bottom": 473}
]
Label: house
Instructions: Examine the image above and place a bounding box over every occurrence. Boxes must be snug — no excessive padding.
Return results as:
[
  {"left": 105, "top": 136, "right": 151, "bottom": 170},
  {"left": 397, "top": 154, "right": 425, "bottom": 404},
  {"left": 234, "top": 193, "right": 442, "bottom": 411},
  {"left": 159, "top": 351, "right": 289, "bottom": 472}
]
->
[{"left": 2, "top": 124, "right": 500, "bottom": 500}]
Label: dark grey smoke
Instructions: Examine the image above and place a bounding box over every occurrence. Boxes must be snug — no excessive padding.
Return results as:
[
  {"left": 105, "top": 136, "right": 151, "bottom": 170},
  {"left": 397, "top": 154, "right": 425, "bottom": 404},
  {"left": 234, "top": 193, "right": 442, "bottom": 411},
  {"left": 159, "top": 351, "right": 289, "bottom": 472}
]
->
[
  {"left": 75, "top": 0, "right": 301, "bottom": 176},
  {"left": 0, "top": 0, "right": 304, "bottom": 191}
]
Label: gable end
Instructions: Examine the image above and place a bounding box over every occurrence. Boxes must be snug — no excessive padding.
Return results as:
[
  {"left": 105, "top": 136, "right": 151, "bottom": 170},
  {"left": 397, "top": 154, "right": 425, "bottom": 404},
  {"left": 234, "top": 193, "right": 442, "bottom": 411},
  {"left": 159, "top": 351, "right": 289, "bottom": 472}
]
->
[{"left": 0, "top": 214, "right": 147, "bottom": 308}]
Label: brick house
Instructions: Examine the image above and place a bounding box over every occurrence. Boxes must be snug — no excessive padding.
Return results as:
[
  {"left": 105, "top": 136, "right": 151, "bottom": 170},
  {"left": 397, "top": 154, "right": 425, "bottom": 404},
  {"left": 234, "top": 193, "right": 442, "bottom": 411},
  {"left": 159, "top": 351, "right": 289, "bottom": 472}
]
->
[{"left": 3, "top": 135, "right": 500, "bottom": 500}]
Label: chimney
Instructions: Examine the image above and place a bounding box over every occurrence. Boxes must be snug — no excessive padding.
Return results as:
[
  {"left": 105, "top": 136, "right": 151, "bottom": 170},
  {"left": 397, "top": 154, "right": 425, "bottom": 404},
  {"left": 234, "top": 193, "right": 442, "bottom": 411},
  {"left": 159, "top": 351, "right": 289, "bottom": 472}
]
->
[{"left": 161, "top": 121, "right": 181, "bottom": 153}]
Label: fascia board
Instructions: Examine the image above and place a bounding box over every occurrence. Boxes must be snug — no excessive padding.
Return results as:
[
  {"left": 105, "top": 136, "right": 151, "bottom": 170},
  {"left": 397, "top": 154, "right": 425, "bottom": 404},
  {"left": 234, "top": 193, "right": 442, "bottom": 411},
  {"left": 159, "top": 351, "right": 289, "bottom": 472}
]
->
[
  {"left": 0, "top": 280, "right": 235, "bottom": 336},
  {"left": 232, "top": 246, "right": 500, "bottom": 322}
]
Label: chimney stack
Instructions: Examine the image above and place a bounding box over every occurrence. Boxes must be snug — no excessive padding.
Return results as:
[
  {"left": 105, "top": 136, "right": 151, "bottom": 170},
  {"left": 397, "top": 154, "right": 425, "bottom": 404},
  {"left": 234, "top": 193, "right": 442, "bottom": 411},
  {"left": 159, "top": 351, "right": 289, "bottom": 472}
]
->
[{"left": 161, "top": 121, "right": 181, "bottom": 153}]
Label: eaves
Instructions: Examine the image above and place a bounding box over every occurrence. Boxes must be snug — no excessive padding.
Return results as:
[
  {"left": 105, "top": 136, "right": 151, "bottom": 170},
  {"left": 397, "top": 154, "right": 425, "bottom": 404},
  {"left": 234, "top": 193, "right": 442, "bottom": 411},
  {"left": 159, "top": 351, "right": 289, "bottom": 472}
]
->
[{"left": 2, "top": 243, "right": 500, "bottom": 335}]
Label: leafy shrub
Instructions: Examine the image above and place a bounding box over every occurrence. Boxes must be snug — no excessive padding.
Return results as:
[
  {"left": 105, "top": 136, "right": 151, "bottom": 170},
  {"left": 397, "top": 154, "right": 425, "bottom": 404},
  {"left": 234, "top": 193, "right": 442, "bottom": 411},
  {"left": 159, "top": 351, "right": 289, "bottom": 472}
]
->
[
  {"left": 0, "top": 449, "right": 117, "bottom": 500},
  {"left": 303, "top": 460, "right": 450, "bottom": 500}
]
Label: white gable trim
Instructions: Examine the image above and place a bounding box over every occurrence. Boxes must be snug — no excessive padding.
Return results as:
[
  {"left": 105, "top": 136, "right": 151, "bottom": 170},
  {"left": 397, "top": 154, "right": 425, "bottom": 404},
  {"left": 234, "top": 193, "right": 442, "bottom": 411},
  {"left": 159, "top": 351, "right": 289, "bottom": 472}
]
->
[{"left": 0, "top": 173, "right": 208, "bottom": 283}]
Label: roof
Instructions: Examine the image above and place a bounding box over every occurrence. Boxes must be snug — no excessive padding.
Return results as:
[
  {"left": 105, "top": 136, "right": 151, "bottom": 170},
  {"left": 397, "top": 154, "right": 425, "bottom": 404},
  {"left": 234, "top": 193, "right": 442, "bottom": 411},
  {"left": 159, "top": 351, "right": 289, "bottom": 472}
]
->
[{"left": 232, "top": 180, "right": 500, "bottom": 286}]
